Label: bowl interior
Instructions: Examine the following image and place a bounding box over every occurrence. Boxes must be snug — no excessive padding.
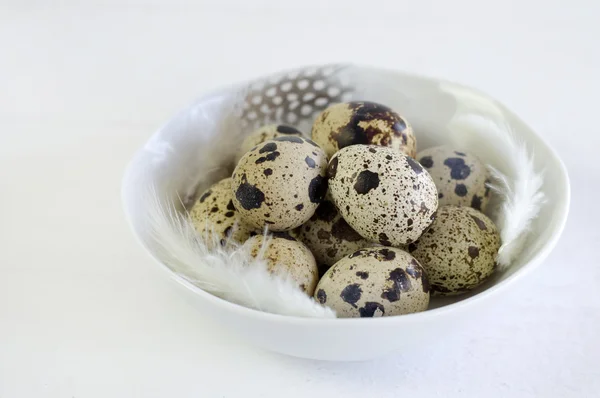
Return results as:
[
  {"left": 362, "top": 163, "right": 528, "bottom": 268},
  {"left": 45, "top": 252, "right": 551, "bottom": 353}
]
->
[{"left": 122, "top": 64, "right": 569, "bottom": 313}]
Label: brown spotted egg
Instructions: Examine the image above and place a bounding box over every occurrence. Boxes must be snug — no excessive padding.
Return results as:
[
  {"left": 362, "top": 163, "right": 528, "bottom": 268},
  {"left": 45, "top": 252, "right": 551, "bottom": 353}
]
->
[
  {"left": 314, "top": 247, "right": 430, "bottom": 318},
  {"left": 408, "top": 205, "right": 500, "bottom": 296},
  {"left": 417, "top": 146, "right": 491, "bottom": 211},
  {"left": 237, "top": 124, "right": 303, "bottom": 161},
  {"left": 327, "top": 145, "right": 438, "bottom": 246},
  {"left": 232, "top": 136, "right": 328, "bottom": 231},
  {"left": 189, "top": 178, "right": 256, "bottom": 245},
  {"left": 311, "top": 101, "right": 417, "bottom": 158},
  {"left": 246, "top": 234, "right": 319, "bottom": 295},
  {"left": 297, "top": 195, "right": 373, "bottom": 275}
]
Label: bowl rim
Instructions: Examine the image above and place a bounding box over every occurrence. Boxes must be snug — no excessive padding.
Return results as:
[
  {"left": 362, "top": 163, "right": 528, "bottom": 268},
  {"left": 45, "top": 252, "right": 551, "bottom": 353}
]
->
[{"left": 121, "top": 64, "right": 571, "bottom": 325}]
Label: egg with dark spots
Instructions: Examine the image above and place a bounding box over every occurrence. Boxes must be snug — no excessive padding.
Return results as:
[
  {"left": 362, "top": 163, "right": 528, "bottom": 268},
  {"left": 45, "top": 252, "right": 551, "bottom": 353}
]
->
[
  {"left": 311, "top": 101, "right": 417, "bottom": 158},
  {"left": 246, "top": 235, "right": 318, "bottom": 295},
  {"left": 314, "top": 247, "right": 430, "bottom": 318},
  {"left": 417, "top": 146, "right": 491, "bottom": 211},
  {"left": 327, "top": 145, "right": 438, "bottom": 246},
  {"left": 232, "top": 137, "right": 328, "bottom": 231},
  {"left": 189, "top": 178, "right": 257, "bottom": 245},
  {"left": 297, "top": 195, "right": 375, "bottom": 270},
  {"left": 237, "top": 124, "right": 304, "bottom": 162},
  {"left": 409, "top": 205, "right": 500, "bottom": 296}
]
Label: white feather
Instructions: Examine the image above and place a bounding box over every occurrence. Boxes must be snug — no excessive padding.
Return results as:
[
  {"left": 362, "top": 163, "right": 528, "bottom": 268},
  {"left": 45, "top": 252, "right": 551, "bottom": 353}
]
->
[
  {"left": 179, "top": 92, "right": 251, "bottom": 208},
  {"left": 447, "top": 115, "right": 545, "bottom": 268},
  {"left": 144, "top": 187, "right": 336, "bottom": 318}
]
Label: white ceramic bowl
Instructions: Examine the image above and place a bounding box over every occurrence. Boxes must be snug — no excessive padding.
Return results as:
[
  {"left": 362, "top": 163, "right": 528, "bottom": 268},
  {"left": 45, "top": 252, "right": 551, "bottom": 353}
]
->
[{"left": 122, "top": 65, "right": 570, "bottom": 361}]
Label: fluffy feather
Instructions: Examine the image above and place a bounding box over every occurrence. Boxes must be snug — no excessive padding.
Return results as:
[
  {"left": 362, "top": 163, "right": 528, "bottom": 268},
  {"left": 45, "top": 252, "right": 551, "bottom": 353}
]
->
[
  {"left": 145, "top": 187, "right": 336, "bottom": 318},
  {"left": 447, "top": 115, "right": 545, "bottom": 268},
  {"left": 180, "top": 91, "right": 251, "bottom": 209}
]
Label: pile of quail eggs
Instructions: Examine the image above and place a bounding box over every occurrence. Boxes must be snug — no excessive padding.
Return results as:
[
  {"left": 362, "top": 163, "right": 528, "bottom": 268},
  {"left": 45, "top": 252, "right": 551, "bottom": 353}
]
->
[{"left": 190, "top": 101, "right": 501, "bottom": 318}]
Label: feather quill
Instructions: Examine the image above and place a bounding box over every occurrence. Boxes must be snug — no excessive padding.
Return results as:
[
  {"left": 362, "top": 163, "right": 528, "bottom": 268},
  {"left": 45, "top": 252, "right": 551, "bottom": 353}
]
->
[{"left": 145, "top": 187, "right": 336, "bottom": 318}]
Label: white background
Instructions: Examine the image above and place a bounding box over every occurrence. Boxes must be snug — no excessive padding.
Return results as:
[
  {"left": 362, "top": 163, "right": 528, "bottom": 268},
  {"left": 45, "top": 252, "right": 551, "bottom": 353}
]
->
[{"left": 1, "top": 1, "right": 599, "bottom": 397}]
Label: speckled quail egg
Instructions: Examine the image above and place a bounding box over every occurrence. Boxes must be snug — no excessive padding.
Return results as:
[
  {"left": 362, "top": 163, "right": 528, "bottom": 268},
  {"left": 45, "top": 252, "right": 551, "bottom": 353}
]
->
[
  {"left": 327, "top": 145, "right": 438, "bottom": 246},
  {"left": 417, "top": 146, "right": 491, "bottom": 211},
  {"left": 408, "top": 205, "right": 500, "bottom": 296},
  {"left": 232, "top": 136, "right": 328, "bottom": 231},
  {"left": 189, "top": 178, "right": 257, "bottom": 245},
  {"left": 246, "top": 234, "right": 319, "bottom": 295},
  {"left": 314, "top": 247, "right": 430, "bottom": 318},
  {"left": 237, "top": 124, "right": 304, "bottom": 161},
  {"left": 311, "top": 101, "right": 417, "bottom": 158},
  {"left": 297, "top": 195, "right": 373, "bottom": 274}
]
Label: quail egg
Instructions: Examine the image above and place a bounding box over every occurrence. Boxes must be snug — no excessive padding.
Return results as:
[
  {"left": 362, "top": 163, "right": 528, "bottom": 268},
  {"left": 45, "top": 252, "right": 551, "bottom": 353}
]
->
[
  {"left": 417, "top": 146, "right": 491, "bottom": 211},
  {"left": 232, "top": 136, "right": 328, "bottom": 231},
  {"left": 314, "top": 247, "right": 430, "bottom": 318},
  {"left": 327, "top": 145, "right": 438, "bottom": 246},
  {"left": 297, "top": 195, "right": 373, "bottom": 274},
  {"left": 246, "top": 234, "right": 319, "bottom": 295},
  {"left": 189, "top": 178, "right": 257, "bottom": 245},
  {"left": 408, "top": 205, "right": 501, "bottom": 296},
  {"left": 237, "top": 124, "right": 303, "bottom": 161},
  {"left": 311, "top": 101, "right": 416, "bottom": 158}
]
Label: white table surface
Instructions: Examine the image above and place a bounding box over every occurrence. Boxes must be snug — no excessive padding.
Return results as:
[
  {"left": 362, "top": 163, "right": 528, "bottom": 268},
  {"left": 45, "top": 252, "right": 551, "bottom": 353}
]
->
[{"left": 1, "top": 1, "right": 598, "bottom": 397}]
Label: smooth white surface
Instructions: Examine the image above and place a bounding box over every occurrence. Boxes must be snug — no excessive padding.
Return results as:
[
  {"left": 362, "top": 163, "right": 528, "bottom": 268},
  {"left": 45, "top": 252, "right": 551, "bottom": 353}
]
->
[
  {"left": 0, "top": 0, "right": 598, "bottom": 396},
  {"left": 122, "top": 64, "right": 570, "bottom": 361}
]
